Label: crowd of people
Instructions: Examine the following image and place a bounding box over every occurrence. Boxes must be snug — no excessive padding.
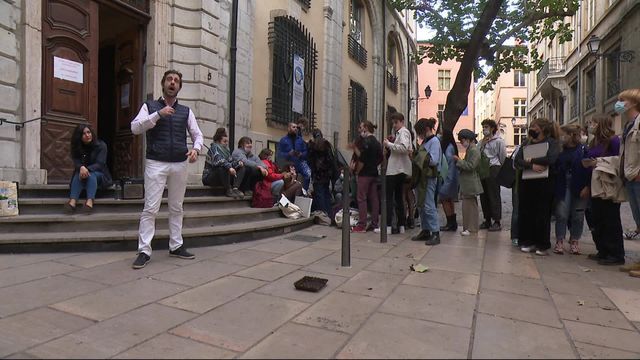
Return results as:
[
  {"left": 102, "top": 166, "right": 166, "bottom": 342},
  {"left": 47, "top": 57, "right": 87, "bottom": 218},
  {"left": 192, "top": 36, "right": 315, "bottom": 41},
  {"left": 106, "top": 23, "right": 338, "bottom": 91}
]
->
[{"left": 64, "top": 70, "right": 640, "bottom": 273}]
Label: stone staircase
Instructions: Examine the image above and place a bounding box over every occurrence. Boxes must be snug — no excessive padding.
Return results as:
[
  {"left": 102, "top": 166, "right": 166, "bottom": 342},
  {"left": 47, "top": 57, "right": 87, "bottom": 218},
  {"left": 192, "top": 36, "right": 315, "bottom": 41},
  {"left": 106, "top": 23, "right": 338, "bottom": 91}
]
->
[{"left": 0, "top": 185, "right": 313, "bottom": 253}]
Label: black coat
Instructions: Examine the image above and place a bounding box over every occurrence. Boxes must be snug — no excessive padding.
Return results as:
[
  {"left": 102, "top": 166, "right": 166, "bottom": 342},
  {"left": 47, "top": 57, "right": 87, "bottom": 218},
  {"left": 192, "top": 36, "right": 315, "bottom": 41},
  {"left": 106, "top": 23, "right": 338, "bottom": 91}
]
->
[{"left": 71, "top": 139, "right": 113, "bottom": 189}]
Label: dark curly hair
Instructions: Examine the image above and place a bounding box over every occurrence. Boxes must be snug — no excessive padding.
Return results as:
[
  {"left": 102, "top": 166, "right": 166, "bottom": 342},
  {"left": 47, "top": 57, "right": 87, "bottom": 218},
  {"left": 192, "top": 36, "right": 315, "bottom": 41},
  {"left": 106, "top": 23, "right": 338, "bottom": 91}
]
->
[{"left": 70, "top": 124, "right": 95, "bottom": 159}]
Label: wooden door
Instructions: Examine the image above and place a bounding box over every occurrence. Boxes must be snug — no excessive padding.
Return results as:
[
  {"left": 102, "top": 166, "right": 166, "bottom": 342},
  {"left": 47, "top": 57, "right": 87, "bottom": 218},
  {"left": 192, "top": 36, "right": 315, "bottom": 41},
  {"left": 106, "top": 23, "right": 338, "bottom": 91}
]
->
[
  {"left": 111, "top": 25, "right": 144, "bottom": 179},
  {"left": 41, "top": 0, "right": 99, "bottom": 183}
]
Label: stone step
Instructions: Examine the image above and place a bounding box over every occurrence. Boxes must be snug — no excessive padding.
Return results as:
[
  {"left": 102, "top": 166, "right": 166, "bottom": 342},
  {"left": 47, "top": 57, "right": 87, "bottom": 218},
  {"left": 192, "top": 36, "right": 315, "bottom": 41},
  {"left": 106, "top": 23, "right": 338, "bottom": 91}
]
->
[
  {"left": 1, "top": 207, "right": 282, "bottom": 233},
  {"left": 0, "top": 217, "right": 313, "bottom": 253},
  {"left": 17, "top": 184, "right": 224, "bottom": 199},
  {"left": 16, "top": 196, "right": 251, "bottom": 215}
]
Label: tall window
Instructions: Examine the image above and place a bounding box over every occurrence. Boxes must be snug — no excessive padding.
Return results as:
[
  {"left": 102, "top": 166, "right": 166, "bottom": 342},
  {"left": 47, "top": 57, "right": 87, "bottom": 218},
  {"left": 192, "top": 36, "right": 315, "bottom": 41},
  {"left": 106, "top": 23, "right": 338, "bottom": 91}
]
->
[
  {"left": 349, "top": 0, "right": 363, "bottom": 44},
  {"left": 586, "top": 67, "right": 596, "bottom": 111},
  {"left": 606, "top": 47, "right": 621, "bottom": 98},
  {"left": 438, "top": 70, "right": 451, "bottom": 91},
  {"left": 587, "top": 0, "right": 596, "bottom": 30},
  {"left": 349, "top": 81, "right": 367, "bottom": 141},
  {"left": 266, "top": 16, "right": 318, "bottom": 126},
  {"left": 570, "top": 82, "right": 578, "bottom": 119},
  {"left": 514, "top": 126, "right": 527, "bottom": 146},
  {"left": 514, "top": 70, "right": 526, "bottom": 87},
  {"left": 437, "top": 104, "right": 445, "bottom": 122},
  {"left": 514, "top": 98, "right": 526, "bottom": 117}
]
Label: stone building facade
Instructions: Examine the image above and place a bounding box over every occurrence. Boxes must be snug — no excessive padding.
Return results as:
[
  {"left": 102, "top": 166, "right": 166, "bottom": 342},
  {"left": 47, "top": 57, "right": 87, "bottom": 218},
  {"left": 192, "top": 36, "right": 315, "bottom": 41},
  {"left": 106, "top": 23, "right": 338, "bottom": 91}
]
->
[
  {"left": 527, "top": 0, "right": 640, "bottom": 134},
  {"left": 0, "top": 0, "right": 416, "bottom": 185}
]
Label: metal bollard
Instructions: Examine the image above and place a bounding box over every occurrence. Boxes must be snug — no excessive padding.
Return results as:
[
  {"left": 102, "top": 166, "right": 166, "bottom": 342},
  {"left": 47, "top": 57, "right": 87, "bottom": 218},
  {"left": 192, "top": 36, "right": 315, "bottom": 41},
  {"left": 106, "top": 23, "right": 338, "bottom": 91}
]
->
[{"left": 341, "top": 168, "right": 351, "bottom": 267}]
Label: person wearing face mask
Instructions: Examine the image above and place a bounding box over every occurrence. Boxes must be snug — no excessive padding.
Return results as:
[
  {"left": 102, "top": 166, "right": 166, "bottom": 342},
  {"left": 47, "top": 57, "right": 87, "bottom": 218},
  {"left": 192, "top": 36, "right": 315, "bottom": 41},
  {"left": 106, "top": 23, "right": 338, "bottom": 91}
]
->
[
  {"left": 514, "top": 118, "right": 560, "bottom": 256},
  {"left": 452, "top": 129, "right": 483, "bottom": 236},
  {"left": 614, "top": 89, "right": 640, "bottom": 275},
  {"left": 349, "top": 121, "right": 382, "bottom": 233},
  {"left": 479, "top": 119, "right": 507, "bottom": 232},
  {"left": 232, "top": 136, "right": 268, "bottom": 197},
  {"left": 581, "top": 115, "right": 624, "bottom": 266},
  {"left": 552, "top": 124, "right": 590, "bottom": 255},
  {"left": 202, "top": 128, "right": 247, "bottom": 199}
]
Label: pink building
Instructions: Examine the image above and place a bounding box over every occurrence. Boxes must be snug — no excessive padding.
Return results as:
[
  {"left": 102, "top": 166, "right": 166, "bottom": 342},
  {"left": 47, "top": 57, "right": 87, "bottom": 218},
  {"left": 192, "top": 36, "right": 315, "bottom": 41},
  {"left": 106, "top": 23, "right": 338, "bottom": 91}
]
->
[{"left": 416, "top": 42, "right": 476, "bottom": 136}]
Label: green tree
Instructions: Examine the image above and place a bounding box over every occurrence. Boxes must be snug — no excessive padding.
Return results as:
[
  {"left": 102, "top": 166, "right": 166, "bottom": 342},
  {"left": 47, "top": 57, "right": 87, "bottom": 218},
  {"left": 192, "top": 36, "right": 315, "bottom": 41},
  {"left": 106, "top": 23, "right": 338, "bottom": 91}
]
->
[{"left": 390, "top": 0, "right": 579, "bottom": 131}]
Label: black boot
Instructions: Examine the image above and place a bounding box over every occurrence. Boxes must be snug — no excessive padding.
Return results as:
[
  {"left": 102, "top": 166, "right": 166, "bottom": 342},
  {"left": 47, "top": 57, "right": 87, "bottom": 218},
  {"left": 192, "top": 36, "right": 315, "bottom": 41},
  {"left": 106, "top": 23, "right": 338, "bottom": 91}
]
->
[
  {"left": 425, "top": 232, "right": 441, "bottom": 246},
  {"left": 440, "top": 215, "right": 458, "bottom": 231},
  {"left": 407, "top": 216, "right": 415, "bottom": 229},
  {"left": 411, "top": 230, "right": 429, "bottom": 241}
]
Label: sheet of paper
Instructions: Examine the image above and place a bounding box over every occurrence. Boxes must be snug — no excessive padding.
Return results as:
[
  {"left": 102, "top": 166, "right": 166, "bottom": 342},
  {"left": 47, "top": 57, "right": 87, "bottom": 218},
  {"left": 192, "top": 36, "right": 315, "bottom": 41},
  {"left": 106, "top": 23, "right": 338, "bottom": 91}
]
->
[{"left": 522, "top": 142, "right": 549, "bottom": 180}]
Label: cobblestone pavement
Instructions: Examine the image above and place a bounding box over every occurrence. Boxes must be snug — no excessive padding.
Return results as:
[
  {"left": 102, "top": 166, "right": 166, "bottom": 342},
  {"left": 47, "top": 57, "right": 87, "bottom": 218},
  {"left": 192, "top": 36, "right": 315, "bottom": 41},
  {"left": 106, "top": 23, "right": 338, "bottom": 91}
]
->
[{"left": 2, "top": 193, "right": 640, "bottom": 359}]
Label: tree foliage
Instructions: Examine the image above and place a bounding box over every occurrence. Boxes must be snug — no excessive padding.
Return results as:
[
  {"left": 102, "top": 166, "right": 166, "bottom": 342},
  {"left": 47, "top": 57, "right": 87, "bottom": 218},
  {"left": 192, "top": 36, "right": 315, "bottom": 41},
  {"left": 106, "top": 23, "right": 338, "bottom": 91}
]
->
[{"left": 389, "top": 0, "right": 579, "bottom": 130}]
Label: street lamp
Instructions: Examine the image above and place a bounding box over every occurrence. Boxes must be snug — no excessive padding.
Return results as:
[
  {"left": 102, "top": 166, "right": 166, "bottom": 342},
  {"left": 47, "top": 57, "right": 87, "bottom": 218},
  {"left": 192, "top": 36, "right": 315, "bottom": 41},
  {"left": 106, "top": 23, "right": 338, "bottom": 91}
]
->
[
  {"left": 511, "top": 117, "right": 517, "bottom": 126},
  {"left": 424, "top": 85, "right": 432, "bottom": 99},
  {"left": 587, "top": 35, "right": 635, "bottom": 62}
]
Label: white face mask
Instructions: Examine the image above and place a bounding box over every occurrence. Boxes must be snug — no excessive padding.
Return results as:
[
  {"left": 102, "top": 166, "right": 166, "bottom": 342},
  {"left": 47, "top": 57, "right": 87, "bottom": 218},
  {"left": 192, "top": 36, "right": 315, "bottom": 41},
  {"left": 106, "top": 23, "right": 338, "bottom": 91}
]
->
[
  {"left": 482, "top": 129, "right": 491, "bottom": 137},
  {"left": 580, "top": 135, "right": 588, "bottom": 144}
]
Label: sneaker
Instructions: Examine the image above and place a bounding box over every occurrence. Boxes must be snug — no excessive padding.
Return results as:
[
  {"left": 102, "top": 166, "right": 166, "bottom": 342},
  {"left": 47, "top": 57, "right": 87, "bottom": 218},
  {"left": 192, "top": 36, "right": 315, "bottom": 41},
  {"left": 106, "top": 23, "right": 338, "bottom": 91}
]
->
[
  {"left": 411, "top": 230, "right": 429, "bottom": 241},
  {"left": 624, "top": 231, "right": 640, "bottom": 240},
  {"left": 232, "top": 188, "right": 244, "bottom": 199},
  {"left": 511, "top": 238, "right": 519, "bottom": 247},
  {"left": 598, "top": 256, "right": 625, "bottom": 266},
  {"left": 243, "top": 190, "right": 253, "bottom": 197},
  {"left": 374, "top": 226, "right": 392, "bottom": 234},
  {"left": 520, "top": 245, "right": 536, "bottom": 253},
  {"left": 169, "top": 246, "right": 195, "bottom": 259},
  {"left": 535, "top": 250, "right": 549, "bottom": 256},
  {"left": 569, "top": 240, "right": 580, "bottom": 255},
  {"left": 619, "top": 262, "right": 640, "bottom": 272},
  {"left": 391, "top": 227, "right": 400, "bottom": 235},
  {"left": 461, "top": 230, "right": 471, "bottom": 236},
  {"left": 488, "top": 222, "right": 502, "bottom": 232},
  {"left": 399, "top": 226, "right": 405, "bottom": 234},
  {"left": 132, "top": 253, "right": 151, "bottom": 269},
  {"left": 553, "top": 241, "right": 564, "bottom": 255},
  {"left": 63, "top": 202, "right": 76, "bottom": 215},
  {"left": 351, "top": 224, "right": 367, "bottom": 233},
  {"left": 587, "top": 253, "right": 604, "bottom": 261},
  {"left": 479, "top": 221, "right": 490, "bottom": 230},
  {"left": 424, "top": 232, "right": 440, "bottom": 246},
  {"left": 225, "top": 189, "right": 235, "bottom": 198}
]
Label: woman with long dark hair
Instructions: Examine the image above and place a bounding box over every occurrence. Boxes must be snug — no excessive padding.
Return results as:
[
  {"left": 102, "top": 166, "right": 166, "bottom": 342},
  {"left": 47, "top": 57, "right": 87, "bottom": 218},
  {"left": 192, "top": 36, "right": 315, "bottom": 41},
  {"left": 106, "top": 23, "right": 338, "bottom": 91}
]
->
[
  {"left": 514, "top": 118, "right": 560, "bottom": 255},
  {"left": 582, "top": 115, "right": 625, "bottom": 265},
  {"left": 65, "top": 124, "right": 112, "bottom": 214},
  {"left": 438, "top": 129, "right": 460, "bottom": 231},
  {"left": 350, "top": 120, "right": 382, "bottom": 233}
]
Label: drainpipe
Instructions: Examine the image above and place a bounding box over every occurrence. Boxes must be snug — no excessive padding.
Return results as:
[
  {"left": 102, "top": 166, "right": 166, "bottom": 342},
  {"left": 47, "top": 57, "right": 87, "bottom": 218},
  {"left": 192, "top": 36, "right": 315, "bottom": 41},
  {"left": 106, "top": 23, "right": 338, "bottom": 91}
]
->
[
  {"left": 228, "top": 0, "right": 239, "bottom": 146},
  {"left": 379, "top": 0, "right": 388, "bottom": 243}
]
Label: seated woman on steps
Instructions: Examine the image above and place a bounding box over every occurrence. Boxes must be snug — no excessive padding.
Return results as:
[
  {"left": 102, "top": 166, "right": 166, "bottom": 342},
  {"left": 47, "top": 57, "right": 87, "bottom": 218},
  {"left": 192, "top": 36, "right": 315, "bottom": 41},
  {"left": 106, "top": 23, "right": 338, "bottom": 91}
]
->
[
  {"left": 65, "top": 124, "right": 112, "bottom": 215},
  {"left": 202, "top": 128, "right": 247, "bottom": 199},
  {"left": 252, "top": 149, "right": 302, "bottom": 208}
]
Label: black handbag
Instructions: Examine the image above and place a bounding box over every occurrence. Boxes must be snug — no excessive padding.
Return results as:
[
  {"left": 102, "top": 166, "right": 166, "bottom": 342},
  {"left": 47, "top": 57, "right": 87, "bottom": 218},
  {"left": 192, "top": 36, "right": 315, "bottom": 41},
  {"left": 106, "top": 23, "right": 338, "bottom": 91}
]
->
[{"left": 496, "top": 157, "right": 516, "bottom": 188}]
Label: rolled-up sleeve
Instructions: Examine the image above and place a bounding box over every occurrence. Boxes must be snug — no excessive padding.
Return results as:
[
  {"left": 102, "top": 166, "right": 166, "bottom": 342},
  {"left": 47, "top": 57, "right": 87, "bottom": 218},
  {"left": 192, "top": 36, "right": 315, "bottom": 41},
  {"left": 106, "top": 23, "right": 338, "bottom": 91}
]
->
[
  {"left": 187, "top": 109, "right": 204, "bottom": 153},
  {"left": 131, "top": 103, "right": 160, "bottom": 135}
]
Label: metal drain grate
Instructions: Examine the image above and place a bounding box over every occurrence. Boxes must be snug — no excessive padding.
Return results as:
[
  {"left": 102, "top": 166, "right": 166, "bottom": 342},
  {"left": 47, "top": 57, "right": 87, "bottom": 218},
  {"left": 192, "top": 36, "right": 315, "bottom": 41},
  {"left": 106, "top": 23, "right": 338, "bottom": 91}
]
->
[{"left": 285, "top": 234, "right": 326, "bottom": 242}]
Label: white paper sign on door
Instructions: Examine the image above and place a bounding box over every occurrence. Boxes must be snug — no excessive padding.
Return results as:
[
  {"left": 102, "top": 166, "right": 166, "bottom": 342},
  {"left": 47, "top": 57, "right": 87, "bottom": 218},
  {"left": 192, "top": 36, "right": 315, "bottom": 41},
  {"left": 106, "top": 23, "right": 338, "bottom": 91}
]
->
[{"left": 53, "top": 56, "right": 84, "bottom": 84}]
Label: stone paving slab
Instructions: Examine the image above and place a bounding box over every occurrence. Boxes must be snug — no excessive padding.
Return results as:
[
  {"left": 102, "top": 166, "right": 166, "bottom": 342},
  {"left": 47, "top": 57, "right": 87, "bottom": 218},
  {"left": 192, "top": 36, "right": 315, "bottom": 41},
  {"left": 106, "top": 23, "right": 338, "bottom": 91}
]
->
[
  {"left": 574, "top": 341, "right": 640, "bottom": 359},
  {"left": 337, "top": 312, "right": 470, "bottom": 359},
  {"left": 25, "top": 303, "right": 196, "bottom": 359},
  {"left": 337, "top": 270, "right": 404, "bottom": 298},
  {"left": 170, "top": 292, "right": 308, "bottom": 353},
  {"left": 601, "top": 287, "right": 640, "bottom": 322},
  {"left": 113, "top": 333, "right": 237, "bottom": 359},
  {"left": 248, "top": 238, "right": 311, "bottom": 254},
  {"left": 303, "top": 254, "right": 373, "bottom": 278},
  {"left": 53, "top": 252, "right": 135, "bottom": 269},
  {"left": 481, "top": 271, "right": 548, "bottom": 299},
  {"left": 0, "top": 308, "right": 94, "bottom": 358},
  {"left": 239, "top": 323, "right": 349, "bottom": 359},
  {"left": 271, "top": 247, "right": 335, "bottom": 266},
  {"left": 150, "top": 260, "right": 246, "bottom": 286},
  {"left": 215, "top": 249, "right": 281, "bottom": 267},
  {"left": 254, "top": 270, "right": 349, "bottom": 303},
  {"left": 550, "top": 292, "right": 635, "bottom": 330},
  {"left": 0, "top": 253, "right": 74, "bottom": 271},
  {"left": 50, "top": 278, "right": 188, "bottom": 321},
  {"left": 403, "top": 268, "right": 480, "bottom": 295},
  {"left": 564, "top": 320, "right": 640, "bottom": 353},
  {"left": 0, "top": 261, "right": 80, "bottom": 288},
  {"left": 478, "top": 289, "right": 563, "bottom": 328},
  {"left": 234, "top": 261, "right": 300, "bottom": 282},
  {"left": 65, "top": 258, "right": 180, "bottom": 286}
]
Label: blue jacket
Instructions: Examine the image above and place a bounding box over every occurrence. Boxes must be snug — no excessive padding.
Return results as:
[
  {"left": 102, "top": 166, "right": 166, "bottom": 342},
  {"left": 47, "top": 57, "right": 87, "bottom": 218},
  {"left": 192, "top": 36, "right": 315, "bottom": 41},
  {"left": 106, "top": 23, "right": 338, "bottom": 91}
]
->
[
  {"left": 277, "top": 134, "right": 308, "bottom": 164},
  {"left": 554, "top": 144, "right": 589, "bottom": 198}
]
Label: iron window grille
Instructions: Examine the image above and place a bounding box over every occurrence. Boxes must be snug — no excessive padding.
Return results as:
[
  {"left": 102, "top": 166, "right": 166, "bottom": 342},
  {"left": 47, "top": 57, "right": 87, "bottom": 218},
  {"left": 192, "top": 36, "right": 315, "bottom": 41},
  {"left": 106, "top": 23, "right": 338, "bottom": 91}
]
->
[
  {"left": 296, "top": 0, "right": 310, "bottom": 10},
  {"left": 349, "top": 81, "right": 367, "bottom": 142},
  {"left": 348, "top": 34, "right": 367, "bottom": 68},
  {"left": 386, "top": 71, "right": 398, "bottom": 93},
  {"left": 266, "top": 16, "right": 318, "bottom": 128}
]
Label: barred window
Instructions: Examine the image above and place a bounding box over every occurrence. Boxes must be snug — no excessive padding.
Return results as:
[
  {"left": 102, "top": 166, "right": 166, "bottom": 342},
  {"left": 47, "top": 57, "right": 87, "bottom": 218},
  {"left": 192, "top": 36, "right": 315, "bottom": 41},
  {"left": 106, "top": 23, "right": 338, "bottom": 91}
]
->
[{"left": 349, "top": 81, "right": 367, "bottom": 142}]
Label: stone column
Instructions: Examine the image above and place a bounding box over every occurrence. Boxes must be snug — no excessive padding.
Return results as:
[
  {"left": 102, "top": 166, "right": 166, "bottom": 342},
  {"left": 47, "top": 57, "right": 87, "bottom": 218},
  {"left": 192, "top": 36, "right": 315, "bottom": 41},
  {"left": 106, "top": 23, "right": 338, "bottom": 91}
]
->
[{"left": 320, "top": 0, "right": 344, "bottom": 139}]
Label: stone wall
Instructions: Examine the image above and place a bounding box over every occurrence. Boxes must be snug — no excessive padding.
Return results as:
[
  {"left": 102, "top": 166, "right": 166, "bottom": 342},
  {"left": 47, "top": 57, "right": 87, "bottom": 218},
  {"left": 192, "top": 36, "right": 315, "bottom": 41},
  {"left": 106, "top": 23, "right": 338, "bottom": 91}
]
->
[{"left": 0, "top": 0, "right": 23, "bottom": 182}]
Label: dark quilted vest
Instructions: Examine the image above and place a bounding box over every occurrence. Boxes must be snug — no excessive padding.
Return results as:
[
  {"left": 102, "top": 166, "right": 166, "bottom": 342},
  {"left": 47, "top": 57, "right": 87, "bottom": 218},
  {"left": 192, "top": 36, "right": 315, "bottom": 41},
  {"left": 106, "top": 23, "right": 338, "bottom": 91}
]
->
[{"left": 145, "top": 99, "right": 190, "bottom": 162}]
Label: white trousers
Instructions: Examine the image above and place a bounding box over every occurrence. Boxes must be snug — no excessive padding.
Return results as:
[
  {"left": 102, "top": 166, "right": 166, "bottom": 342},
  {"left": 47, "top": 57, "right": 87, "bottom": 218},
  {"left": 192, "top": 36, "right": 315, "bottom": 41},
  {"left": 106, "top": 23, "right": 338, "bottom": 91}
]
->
[{"left": 138, "top": 159, "right": 188, "bottom": 256}]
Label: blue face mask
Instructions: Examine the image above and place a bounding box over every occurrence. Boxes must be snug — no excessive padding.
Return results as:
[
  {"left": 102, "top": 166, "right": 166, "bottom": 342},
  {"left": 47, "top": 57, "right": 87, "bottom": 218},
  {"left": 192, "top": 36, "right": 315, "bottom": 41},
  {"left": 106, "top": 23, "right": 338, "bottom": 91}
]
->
[{"left": 614, "top": 101, "right": 627, "bottom": 114}]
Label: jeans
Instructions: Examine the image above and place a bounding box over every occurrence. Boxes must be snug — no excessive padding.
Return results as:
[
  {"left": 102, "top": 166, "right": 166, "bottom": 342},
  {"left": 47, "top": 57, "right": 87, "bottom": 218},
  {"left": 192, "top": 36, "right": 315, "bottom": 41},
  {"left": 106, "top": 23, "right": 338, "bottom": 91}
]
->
[
  {"left": 296, "top": 161, "right": 312, "bottom": 191},
  {"left": 271, "top": 179, "right": 285, "bottom": 198},
  {"left": 626, "top": 180, "right": 640, "bottom": 229},
  {"left": 70, "top": 171, "right": 103, "bottom": 200},
  {"left": 312, "top": 182, "right": 332, "bottom": 216},
  {"left": 356, "top": 175, "right": 379, "bottom": 227},
  {"left": 420, "top": 178, "right": 439, "bottom": 232},
  {"left": 554, "top": 186, "right": 587, "bottom": 241}
]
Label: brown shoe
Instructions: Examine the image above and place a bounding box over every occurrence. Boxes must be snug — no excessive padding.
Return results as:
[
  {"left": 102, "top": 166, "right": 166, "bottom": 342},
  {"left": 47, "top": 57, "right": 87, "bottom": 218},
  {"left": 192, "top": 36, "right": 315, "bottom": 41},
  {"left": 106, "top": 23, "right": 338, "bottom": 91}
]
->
[
  {"left": 629, "top": 270, "right": 640, "bottom": 278},
  {"left": 82, "top": 205, "right": 94, "bottom": 215},
  {"left": 620, "top": 262, "right": 640, "bottom": 272},
  {"left": 63, "top": 202, "right": 76, "bottom": 214}
]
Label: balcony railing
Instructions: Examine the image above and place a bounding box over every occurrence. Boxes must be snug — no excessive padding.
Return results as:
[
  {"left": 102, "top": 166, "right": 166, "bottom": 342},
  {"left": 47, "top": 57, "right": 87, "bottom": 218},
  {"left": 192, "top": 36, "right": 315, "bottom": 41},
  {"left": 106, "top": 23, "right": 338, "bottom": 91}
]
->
[
  {"left": 586, "top": 94, "right": 596, "bottom": 111},
  {"left": 607, "top": 78, "right": 621, "bottom": 99},
  {"left": 386, "top": 71, "right": 398, "bottom": 93},
  {"left": 536, "top": 57, "right": 565, "bottom": 87},
  {"left": 570, "top": 104, "right": 578, "bottom": 119},
  {"left": 348, "top": 34, "right": 367, "bottom": 68}
]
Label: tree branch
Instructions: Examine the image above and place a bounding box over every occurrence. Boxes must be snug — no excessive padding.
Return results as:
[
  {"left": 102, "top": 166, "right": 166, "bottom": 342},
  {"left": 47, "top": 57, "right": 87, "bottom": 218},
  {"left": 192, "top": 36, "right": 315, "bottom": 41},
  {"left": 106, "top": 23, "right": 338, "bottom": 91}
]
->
[{"left": 490, "top": 9, "right": 576, "bottom": 51}]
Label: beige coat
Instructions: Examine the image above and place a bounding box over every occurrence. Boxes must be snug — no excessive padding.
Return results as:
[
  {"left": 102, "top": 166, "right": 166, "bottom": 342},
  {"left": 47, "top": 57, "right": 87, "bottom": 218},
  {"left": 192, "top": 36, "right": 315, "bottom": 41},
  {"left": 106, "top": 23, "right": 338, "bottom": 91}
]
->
[
  {"left": 621, "top": 115, "right": 640, "bottom": 181},
  {"left": 592, "top": 156, "right": 626, "bottom": 203}
]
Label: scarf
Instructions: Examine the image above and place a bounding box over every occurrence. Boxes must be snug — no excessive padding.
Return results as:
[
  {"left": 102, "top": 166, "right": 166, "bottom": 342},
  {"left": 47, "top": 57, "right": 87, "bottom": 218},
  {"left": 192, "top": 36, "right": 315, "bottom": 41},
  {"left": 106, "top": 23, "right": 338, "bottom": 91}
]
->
[{"left": 213, "top": 143, "right": 231, "bottom": 159}]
